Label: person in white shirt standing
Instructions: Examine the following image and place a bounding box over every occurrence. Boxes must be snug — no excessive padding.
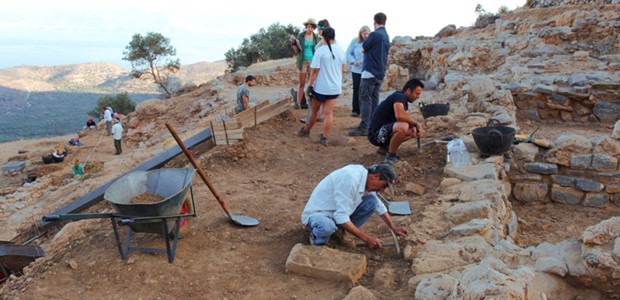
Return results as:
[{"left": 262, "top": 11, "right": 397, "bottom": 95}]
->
[
  {"left": 301, "top": 163, "right": 408, "bottom": 248},
  {"left": 111, "top": 119, "right": 123, "bottom": 155},
  {"left": 103, "top": 106, "right": 113, "bottom": 136},
  {"left": 297, "top": 27, "right": 346, "bottom": 147}
]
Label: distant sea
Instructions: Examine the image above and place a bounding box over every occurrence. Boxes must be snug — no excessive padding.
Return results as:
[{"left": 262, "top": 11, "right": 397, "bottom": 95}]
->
[{"left": 0, "top": 87, "right": 158, "bottom": 143}]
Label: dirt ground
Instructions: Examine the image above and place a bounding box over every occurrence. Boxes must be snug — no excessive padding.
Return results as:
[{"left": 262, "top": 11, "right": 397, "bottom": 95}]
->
[{"left": 1, "top": 75, "right": 619, "bottom": 299}]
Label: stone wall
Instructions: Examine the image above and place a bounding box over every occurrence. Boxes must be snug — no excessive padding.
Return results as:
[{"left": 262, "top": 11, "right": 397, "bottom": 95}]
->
[{"left": 510, "top": 123, "right": 620, "bottom": 207}]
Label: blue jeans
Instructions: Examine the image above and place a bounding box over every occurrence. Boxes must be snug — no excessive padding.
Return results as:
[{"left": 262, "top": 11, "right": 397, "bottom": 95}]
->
[
  {"left": 358, "top": 77, "right": 383, "bottom": 130},
  {"left": 307, "top": 194, "right": 378, "bottom": 245}
]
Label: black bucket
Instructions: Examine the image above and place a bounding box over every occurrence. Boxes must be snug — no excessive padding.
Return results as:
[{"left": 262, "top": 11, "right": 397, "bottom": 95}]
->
[
  {"left": 42, "top": 155, "right": 54, "bottom": 164},
  {"left": 419, "top": 102, "right": 450, "bottom": 119},
  {"left": 472, "top": 119, "right": 516, "bottom": 156}
]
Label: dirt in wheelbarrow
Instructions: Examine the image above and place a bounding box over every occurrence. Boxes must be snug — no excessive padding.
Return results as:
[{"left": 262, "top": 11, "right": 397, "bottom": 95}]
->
[
  {"left": 1, "top": 106, "right": 454, "bottom": 300},
  {"left": 129, "top": 192, "right": 165, "bottom": 204}
]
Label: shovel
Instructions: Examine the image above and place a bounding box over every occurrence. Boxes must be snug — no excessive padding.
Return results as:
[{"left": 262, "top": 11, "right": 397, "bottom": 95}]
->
[
  {"left": 377, "top": 192, "right": 411, "bottom": 216},
  {"left": 166, "top": 123, "right": 259, "bottom": 227}
]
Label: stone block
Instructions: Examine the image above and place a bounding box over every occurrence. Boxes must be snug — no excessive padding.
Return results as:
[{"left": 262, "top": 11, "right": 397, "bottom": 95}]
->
[
  {"left": 564, "top": 169, "right": 597, "bottom": 179},
  {"left": 551, "top": 184, "right": 584, "bottom": 205},
  {"left": 522, "top": 109, "right": 541, "bottom": 120},
  {"left": 440, "top": 178, "right": 461, "bottom": 188},
  {"left": 523, "top": 162, "right": 558, "bottom": 175},
  {"left": 591, "top": 153, "right": 618, "bottom": 171},
  {"left": 513, "top": 143, "right": 538, "bottom": 162},
  {"left": 411, "top": 236, "right": 492, "bottom": 274},
  {"left": 575, "top": 179, "right": 604, "bottom": 192},
  {"left": 444, "top": 163, "right": 497, "bottom": 182},
  {"left": 597, "top": 171, "right": 620, "bottom": 185},
  {"left": 544, "top": 135, "right": 592, "bottom": 167},
  {"left": 511, "top": 174, "right": 543, "bottom": 181},
  {"left": 535, "top": 256, "right": 568, "bottom": 277},
  {"left": 285, "top": 243, "right": 367, "bottom": 283},
  {"left": 405, "top": 182, "right": 425, "bottom": 196},
  {"left": 614, "top": 194, "right": 620, "bottom": 207},
  {"left": 583, "top": 193, "right": 609, "bottom": 208},
  {"left": 550, "top": 94, "right": 570, "bottom": 105},
  {"left": 459, "top": 179, "right": 503, "bottom": 204},
  {"left": 593, "top": 101, "right": 620, "bottom": 123},
  {"left": 608, "top": 185, "right": 620, "bottom": 194},
  {"left": 570, "top": 154, "right": 592, "bottom": 170},
  {"left": 551, "top": 175, "right": 575, "bottom": 187},
  {"left": 449, "top": 219, "right": 492, "bottom": 236},
  {"left": 592, "top": 136, "right": 620, "bottom": 156},
  {"left": 613, "top": 120, "right": 620, "bottom": 140},
  {"left": 582, "top": 217, "right": 620, "bottom": 245},
  {"left": 445, "top": 201, "right": 491, "bottom": 225},
  {"left": 513, "top": 182, "right": 549, "bottom": 203},
  {"left": 614, "top": 238, "right": 620, "bottom": 260},
  {"left": 343, "top": 286, "right": 376, "bottom": 300}
]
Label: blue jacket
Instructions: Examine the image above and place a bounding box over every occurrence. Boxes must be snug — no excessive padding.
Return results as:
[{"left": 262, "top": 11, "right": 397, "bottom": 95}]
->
[
  {"left": 346, "top": 37, "right": 364, "bottom": 74},
  {"left": 362, "top": 27, "right": 390, "bottom": 80}
]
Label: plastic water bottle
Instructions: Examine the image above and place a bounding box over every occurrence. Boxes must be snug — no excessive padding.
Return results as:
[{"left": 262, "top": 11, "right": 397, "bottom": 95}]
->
[{"left": 447, "top": 138, "right": 472, "bottom": 167}]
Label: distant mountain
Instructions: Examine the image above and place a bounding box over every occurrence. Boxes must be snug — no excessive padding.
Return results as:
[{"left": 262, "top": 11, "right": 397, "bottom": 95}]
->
[{"left": 0, "top": 61, "right": 227, "bottom": 94}]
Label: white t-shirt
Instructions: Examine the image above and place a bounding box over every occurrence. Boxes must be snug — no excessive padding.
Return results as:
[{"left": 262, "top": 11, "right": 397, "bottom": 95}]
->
[
  {"left": 111, "top": 123, "right": 123, "bottom": 140},
  {"left": 310, "top": 43, "right": 346, "bottom": 96},
  {"left": 301, "top": 165, "right": 387, "bottom": 225},
  {"left": 103, "top": 109, "right": 112, "bottom": 122}
]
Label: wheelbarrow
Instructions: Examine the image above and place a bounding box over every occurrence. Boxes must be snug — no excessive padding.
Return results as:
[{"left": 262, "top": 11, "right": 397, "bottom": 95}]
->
[{"left": 42, "top": 168, "right": 197, "bottom": 263}]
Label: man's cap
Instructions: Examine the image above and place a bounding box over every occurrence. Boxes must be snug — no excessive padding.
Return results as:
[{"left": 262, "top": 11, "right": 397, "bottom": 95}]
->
[
  {"left": 369, "top": 163, "right": 398, "bottom": 194},
  {"left": 303, "top": 18, "right": 317, "bottom": 26}
]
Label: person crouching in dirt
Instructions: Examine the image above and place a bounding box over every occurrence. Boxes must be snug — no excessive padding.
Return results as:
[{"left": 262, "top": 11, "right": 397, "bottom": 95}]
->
[
  {"left": 85, "top": 118, "right": 97, "bottom": 130},
  {"left": 368, "top": 78, "right": 426, "bottom": 165},
  {"left": 301, "top": 163, "right": 408, "bottom": 248}
]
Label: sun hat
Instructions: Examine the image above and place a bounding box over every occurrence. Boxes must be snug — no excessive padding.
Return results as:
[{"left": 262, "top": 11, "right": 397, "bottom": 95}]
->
[
  {"left": 368, "top": 163, "right": 398, "bottom": 195},
  {"left": 303, "top": 18, "right": 317, "bottom": 26}
]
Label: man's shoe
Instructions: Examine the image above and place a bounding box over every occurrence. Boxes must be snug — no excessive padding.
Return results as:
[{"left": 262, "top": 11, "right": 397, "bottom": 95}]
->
[
  {"left": 351, "top": 112, "right": 359, "bottom": 117},
  {"left": 376, "top": 146, "right": 388, "bottom": 156},
  {"left": 298, "top": 127, "right": 310, "bottom": 137},
  {"left": 347, "top": 127, "right": 368, "bottom": 136},
  {"left": 384, "top": 152, "right": 401, "bottom": 165},
  {"left": 319, "top": 134, "right": 328, "bottom": 147},
  {"left": 294, "top": 102, "right": 300, "bottom": 110},
  {"left": 309, "top": 233, "right": 315, "bottom": 245},
  {"left": 332, "top": 229, "right": 356, "bottom": 248}
]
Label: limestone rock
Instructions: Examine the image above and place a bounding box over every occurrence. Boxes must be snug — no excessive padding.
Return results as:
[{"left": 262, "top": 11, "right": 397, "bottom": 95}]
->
[
  {"left": 371, "top": 268, "right": 395, "bottom": 289},
  {"left": 445, "top": 163, "right": 497, "bottom": 182},
  {"left": 445, "top": 201, "right": 491, "bottom": 225},
  {"left": 343, "top": 286, "right": 376, "bottom": 300},
  {"left": 411, "top": 236, "right": 492, "bottom": 274},
  {"left": 613, "top": 120, "right": 620, "bottom": 140},
  {"left": 513, "top": 142, "right": 538, "bottom": 162},
  {"left": 544, "top": 135, "right": 593, "bottom": 167},
  {"left": 405, "top": 182, "right": 425, "bottom": 195},
  {"left": 285, "top": 243, "right": 367, "bottom": 283},
  {"left": 414, "top": 274, "right": 460, "bottom": 300},
  {"left": 582, "top": 217, "right": 620, "bottom": 245},
  {"left": 535, "top": 256, "right": 568, "bottom": 276},
  {"left": 458, "top": 257, "right": 534, "bottom": 299},
  {"left": 512, "top": 182, "right": 548, "bottom": 203}
]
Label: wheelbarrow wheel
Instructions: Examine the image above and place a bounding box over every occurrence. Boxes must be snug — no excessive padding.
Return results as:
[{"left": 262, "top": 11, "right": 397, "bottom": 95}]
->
[{"left": 170, "top": 195, "right": 194, "bottom": 239}]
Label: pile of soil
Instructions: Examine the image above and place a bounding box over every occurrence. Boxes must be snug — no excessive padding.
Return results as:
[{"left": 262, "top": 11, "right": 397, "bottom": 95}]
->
[{"left": 129, "top": 192, "right": 164, "bottom": 204}]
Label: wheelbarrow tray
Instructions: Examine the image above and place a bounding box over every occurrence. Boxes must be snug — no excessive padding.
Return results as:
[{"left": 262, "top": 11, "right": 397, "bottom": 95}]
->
[{"left": 104, "top": 168, "right": 196, "bottom": 234}]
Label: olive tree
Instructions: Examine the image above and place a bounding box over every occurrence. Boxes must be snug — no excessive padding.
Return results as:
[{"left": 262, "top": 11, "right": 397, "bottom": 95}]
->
[
  {"left": 122, "top": 32, "right": 180, "bottom": 98},
  {"left": 88, "top": 93, "right": 136, "bottom": 119}
]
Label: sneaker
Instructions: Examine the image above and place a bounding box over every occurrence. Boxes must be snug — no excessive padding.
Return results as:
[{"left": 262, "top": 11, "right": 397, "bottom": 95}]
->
[
  {"left": 309, "top": 233, "right": 315, "bottom": 245},
  {"left": 299, "top": 118, "right": 306, "bottom": 124},
  {"left": 319, "top": 134, "right": 328, "bottom": 147},
  {"left": 298, "top": 127, "right": 310, "bottom": 137},
  {"left": 294, "top": 102, "right": 300, "bottom": 110},
  {"left": 331, "top": 229, "right": 356, "bottom": 248},
  {"left": 351, "top": 112, "right": 359, "bottom": 117},
  {"left": 376, "top": 146, "right": 388, "bottom": 156},
  {"left": 347, "top": 127, "right": 368, "bottom": 136},
  {"left": 384, "top": 152, "right": 401, "bottom": 165}
]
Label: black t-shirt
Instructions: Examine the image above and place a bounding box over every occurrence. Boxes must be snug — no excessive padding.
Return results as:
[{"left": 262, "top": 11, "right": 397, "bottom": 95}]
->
[{"left": 369, "top": 91, "right": 409, "bottom": 133}]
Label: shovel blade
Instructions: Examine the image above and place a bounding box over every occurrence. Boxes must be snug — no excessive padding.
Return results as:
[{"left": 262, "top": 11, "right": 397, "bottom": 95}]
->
[
  {"left": 231, "top": 214, "right": 259, "bottom": 227},
  {"left": 388, "top": 201, "right": 412, "bottom": 215}
]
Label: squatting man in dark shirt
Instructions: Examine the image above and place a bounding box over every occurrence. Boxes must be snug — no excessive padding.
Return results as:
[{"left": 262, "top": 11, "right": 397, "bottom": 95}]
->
[
  {"left": 301, "top": 163, "right": 408, "bottom": 249},
  {"left": 368, "top": 78, "right": 426, "bottom": 165}
]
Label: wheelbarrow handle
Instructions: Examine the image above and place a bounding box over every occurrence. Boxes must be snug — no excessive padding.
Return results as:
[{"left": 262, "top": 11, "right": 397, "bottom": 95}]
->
[{"left": 42, "top": 213, "right": 120, "bottom": 222}]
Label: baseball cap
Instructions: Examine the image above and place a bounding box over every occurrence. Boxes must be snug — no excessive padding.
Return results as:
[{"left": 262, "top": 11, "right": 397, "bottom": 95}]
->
[{"left": 369, "top": 163, "right": 398, "bottom": 194}]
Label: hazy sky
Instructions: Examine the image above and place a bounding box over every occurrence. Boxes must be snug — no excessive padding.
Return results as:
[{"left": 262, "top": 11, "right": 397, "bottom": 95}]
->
[{"left": 0, "top": 0, "right": 524, "bottom": 69}]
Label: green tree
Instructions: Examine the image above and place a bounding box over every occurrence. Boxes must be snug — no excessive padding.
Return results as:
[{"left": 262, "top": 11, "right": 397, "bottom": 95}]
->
[
  {"left": 88, "top": 93, "right": 136, "bottom": 119},
  {"left": 122, "top": 32, "right": 180, "bottom": 98},
  {"left": 225, "top": 23, "right": 299, "bottom": 72}
]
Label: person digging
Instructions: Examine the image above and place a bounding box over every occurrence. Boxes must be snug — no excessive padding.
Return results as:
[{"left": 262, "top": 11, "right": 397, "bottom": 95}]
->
[{"left": 301, "top": 163, "right": 408, "bottom": 248}]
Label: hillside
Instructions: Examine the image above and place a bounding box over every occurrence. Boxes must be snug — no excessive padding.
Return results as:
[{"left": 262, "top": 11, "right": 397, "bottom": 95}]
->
[
  {"left": 2, "top": 2, "right": 620, "bottom": 299},
  {"left": 0, "top": 61, "right": 228, "bottom": 94}
]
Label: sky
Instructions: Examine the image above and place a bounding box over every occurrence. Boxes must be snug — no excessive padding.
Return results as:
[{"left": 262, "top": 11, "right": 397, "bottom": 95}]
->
[{"left": 0, "top": 0, "right": 524, "bottom": 70}]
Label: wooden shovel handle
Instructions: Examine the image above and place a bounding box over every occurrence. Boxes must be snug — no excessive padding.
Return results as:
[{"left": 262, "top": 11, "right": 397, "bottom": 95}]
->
[{"left": 165, "top": 123, "right": 232, "bottom": 218}]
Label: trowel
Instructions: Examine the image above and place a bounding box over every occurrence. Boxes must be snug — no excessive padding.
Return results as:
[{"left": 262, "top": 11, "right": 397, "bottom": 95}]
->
[{"left": 377, "top": 192, "right": 411, "bottom": 216}]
